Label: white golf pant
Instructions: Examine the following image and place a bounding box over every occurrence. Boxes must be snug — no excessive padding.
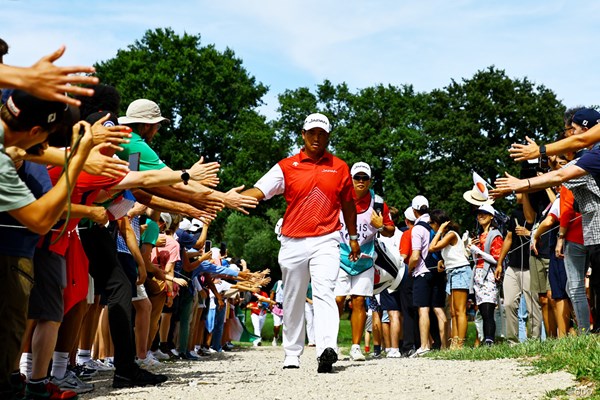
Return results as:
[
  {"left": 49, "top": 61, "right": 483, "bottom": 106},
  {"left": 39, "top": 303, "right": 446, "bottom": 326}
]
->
[
  {"left": 251, "top": 312, "right": 266, "bottom": 339},
  {"left": 304, "top": 302, "right": 315, "bottom": 344},
  {"left": 279, "top": 232, "right": 340, "bottom": 358}
]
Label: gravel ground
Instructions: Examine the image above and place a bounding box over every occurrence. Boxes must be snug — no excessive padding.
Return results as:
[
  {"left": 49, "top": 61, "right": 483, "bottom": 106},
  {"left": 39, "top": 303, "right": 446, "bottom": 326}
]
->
[{"left": 81, "top": 346, "right": 581, "bottom": 400}]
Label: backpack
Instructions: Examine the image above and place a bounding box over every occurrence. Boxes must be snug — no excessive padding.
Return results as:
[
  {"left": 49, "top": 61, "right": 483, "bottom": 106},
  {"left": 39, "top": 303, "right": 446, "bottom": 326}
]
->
[
  {"left": 493, "top": 209, "right": 510, "bottom": 237},
  {"left": 415, "top": 221, "right": 441, "bottom": 271}
]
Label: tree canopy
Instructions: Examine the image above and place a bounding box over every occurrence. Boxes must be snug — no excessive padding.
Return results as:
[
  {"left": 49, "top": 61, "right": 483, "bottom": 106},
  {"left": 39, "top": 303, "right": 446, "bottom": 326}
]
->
[{"left": 94, "top": 28, "right": 566, "bottom": 271}]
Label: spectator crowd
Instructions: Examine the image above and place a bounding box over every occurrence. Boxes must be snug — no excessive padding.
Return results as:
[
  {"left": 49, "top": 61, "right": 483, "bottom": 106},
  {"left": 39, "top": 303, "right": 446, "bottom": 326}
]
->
[{"left": 0, "top": 38, "right": 598, "bottom": 400}]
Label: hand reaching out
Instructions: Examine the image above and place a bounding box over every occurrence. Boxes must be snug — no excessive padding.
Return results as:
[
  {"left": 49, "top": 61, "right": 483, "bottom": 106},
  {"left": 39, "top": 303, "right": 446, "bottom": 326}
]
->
[
  {"left": 188, "top": 156, "right": 220, "bottom": 183},
  {"left": 17, "top": 46, "right": 100, "bottom": 106},
  {"left": 509, "top": 136, "right": 540, "bottom": 162},
  {"left": 223, "top": 185, "right": 259, "bottom": 215}
]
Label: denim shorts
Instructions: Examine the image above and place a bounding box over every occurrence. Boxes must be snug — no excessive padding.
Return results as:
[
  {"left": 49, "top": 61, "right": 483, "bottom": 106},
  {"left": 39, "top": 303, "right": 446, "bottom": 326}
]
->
[{"left": 446, "top": 265, "right": 472, "bottom": 294}]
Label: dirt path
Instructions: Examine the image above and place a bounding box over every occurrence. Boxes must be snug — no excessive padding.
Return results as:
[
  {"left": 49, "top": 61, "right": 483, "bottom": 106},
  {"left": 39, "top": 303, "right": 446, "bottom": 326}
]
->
[{"left": 81, "top": 346, "right": 579, "bottom": 400}]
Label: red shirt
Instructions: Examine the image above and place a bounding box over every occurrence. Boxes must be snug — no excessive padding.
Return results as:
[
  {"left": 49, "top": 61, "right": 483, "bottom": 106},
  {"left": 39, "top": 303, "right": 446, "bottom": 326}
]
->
[
  {"left": 255, "top": 150, "right": 355, "bottom": 238},
  {"left": 400, "top": 227, "right": 413, "bottom": 264},
  {"left": 475, "top": 231, "right": 503, "bottom": 269},
  {"left": 40, "top": 167, "right": 123, "bottom": 256},
  {"left": 559, "top": 186, "right": 583, "bottom": 245}
]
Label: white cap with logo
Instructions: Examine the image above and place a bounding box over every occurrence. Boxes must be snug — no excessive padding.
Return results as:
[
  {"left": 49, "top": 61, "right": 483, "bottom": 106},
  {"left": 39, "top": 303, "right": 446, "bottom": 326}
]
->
[
  {"left": 303, "top": 113, "right": 330, "bottom": 133},
  {"left": 477, "top": 204, "right": 496, "bottom": 216},
  {"left": 351, "top": 162, "right": 371, "bottom": 178}
]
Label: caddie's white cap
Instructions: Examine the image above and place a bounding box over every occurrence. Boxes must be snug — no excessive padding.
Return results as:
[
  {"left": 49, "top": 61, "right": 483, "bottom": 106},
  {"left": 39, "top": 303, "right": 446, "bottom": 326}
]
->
[{"left": 351, "top": 162, "right": 371, "bottom": 178}]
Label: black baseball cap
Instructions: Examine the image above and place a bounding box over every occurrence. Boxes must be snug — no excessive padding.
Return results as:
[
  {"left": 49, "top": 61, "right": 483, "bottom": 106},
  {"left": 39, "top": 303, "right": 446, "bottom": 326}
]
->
[{"left": 5, "top": 90, "right": 68, "bottom": 129}]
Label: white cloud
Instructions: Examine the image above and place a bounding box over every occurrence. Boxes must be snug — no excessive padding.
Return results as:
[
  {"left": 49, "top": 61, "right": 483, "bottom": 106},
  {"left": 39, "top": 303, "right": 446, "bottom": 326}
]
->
[{"left": 3, "top": 0, "right": 600, "bottom": 116}]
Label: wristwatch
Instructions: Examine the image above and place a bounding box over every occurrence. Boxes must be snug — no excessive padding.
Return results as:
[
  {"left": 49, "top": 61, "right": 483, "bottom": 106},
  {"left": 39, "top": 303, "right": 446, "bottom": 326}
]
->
[
  {"left": 377, "top": 226, "right": 384, "bottom": 232},
  {"left": 539, "top": 144, "right": 546, "bottom": 158},
  {"left": 349, "top": 235, "right": 359, "bottom": 241},
  {"left": 557, "top": 232, "right": 565, "bottom": 239},
  {"left": 181, "top": 169, "right": 190, "bottom": 185}
]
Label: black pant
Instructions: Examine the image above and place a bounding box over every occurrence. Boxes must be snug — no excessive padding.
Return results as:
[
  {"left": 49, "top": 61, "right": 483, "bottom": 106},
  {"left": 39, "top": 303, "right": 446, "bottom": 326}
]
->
[
  {"left": 479, "top": 302, "right": 496, "bottom": 342},
  {"left": 587, "top": 244, "right": 600, "bottom": 332},
  {"left": 79, "top": 224, "right": 136, "bottom": 375},
  {"left": 399, "top": 269, "right": 420, "bottom": 352}
]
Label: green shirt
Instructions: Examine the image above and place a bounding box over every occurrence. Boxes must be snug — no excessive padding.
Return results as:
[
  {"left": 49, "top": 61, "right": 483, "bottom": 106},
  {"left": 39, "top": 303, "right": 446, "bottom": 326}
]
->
[
  {"left": 116, "top": 131, "right": 166, "bottom": 171},
  {"left": 141, "top": 219, "right": 160, "bottom": 246},
  {"left": 0, "top": 123, "right": 35, "bottom": 212}
]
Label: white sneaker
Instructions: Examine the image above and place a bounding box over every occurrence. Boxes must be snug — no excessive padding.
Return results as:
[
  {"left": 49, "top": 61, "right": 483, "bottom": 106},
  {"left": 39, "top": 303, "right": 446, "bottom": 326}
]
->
[
  {"left": 253, "top": 340, "right": 262, "bottom": 347},
  {"left": 83, "top": 358, "right": 114, "bottom": 373},
  {"left": 206, "top": 348, "right": 218, "bottom": 354},
  {"left": 387, "top": 349, "right": 401, "bottom": 358},
  {"left": 409, "top": 347, "right": 431, "bottom": 358},
  {"left": 146, "top": 351, "right": 160, "bottom": 362},
  {"left": 189, "top": 350, "right": 202, "bottom": 358},
  {"left": 349, "top": 345, "right": 366, "bottom": 361},
  {"left": 282, "top": 355, "right": 300, "bottom": 369},
  {"left": 151, "top": 349, "right": 170, "bottom": 360},
  {"left": 272, "top": 338, "right": 278, "bottom": 346},
  {"left": 51, "top": 370, "right": 94, "bottom": 394},
  {"left": 136, "top": 356, "right": 161, "bottom": 369},
  {"left": 170, "top": 349, "right": 180, "bottom": 358}
]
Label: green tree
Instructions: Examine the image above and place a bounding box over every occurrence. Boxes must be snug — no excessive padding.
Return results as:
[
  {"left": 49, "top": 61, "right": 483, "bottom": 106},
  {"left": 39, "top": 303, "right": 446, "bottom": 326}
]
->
[
  {"left": 276, "top": 80, "right": 429, "bottom": 211},
  {"left": 94, "top": 28, "right": 288, "bottom": 240},
  {"left": 223, "top": 208, "right": 283, "bottom": 280},
  {"left": 421, "top": 66, "right": 565, "bottom": 226}
]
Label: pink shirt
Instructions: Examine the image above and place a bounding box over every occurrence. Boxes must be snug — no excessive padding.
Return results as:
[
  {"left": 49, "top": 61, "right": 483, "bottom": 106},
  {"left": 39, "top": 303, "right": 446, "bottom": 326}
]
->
[
  {"left": 151, "top": 235, "right": 181, "bottom": 269},
  {"left": 411, "top": 214, "right": 431, "bottom": 277}
]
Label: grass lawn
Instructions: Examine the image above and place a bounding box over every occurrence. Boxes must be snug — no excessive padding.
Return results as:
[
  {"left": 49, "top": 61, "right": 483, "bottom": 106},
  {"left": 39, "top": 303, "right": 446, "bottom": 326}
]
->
[
  {"left": 430, "top": 330, "right": 600, "bottom": 399},
  {"left": 238, "top": 309, "right": 354, "bottom": 346}
]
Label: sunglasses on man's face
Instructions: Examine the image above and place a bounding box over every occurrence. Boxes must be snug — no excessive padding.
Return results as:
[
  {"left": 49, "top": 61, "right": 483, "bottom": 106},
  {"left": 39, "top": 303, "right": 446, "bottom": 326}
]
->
[{"left": 353, "top": 175, "right": 370, "bottom": 182}]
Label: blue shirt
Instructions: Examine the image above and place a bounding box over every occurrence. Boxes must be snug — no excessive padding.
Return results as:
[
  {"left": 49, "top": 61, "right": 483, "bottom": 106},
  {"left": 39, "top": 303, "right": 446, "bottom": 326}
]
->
[
  {"left": 0, "top": 162, "right": 52, "bottom": 258},
  {"left": 576, "top": 147, "right": 600, "bottom": 185},
  {"left": 116, "top": 216, "right": 140, "bottom": 255}
]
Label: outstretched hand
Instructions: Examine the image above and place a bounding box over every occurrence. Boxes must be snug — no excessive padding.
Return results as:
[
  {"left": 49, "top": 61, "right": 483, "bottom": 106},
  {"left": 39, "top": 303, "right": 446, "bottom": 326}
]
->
[
  {"left": 84, "top": 142, "right": 129, "bottom": 178},
  {"left": 509, "top": 136, "right": 539, "bottom": 162},
  {"left": 189, "top": 156, "right": 220, "bottom": 183},
  {"left": 490, "top": 172, "right": 522, "bottom": 199},
  {"left": 22, "top": 46, "right": 100, "bottom": 106},
  {"left": 223, "top": 185, "right": 259, "bottom": 215},
  {"left": 90, "top": 113, "right": 132, "bottom": 146}
]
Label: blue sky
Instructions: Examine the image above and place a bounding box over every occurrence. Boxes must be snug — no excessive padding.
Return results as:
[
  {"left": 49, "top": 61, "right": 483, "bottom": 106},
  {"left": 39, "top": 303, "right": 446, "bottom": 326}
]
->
[{"left": 3, "top": 0, "right": 599, "bottom": 120}]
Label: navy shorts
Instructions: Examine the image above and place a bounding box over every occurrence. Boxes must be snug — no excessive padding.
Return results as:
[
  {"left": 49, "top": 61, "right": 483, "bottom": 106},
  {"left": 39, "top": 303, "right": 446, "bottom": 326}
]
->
[
  {"left": 379, "top": 289, "right": 401, "bottom": 311},
  {"left": 549, "top": 253, "right": 568, "bottom": 300},
  {"left": 29, "top": 248, "right": 66, "bottom": 322},
  {"left": 413, "top": 271, "right": 446, "bottom": 308}
]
